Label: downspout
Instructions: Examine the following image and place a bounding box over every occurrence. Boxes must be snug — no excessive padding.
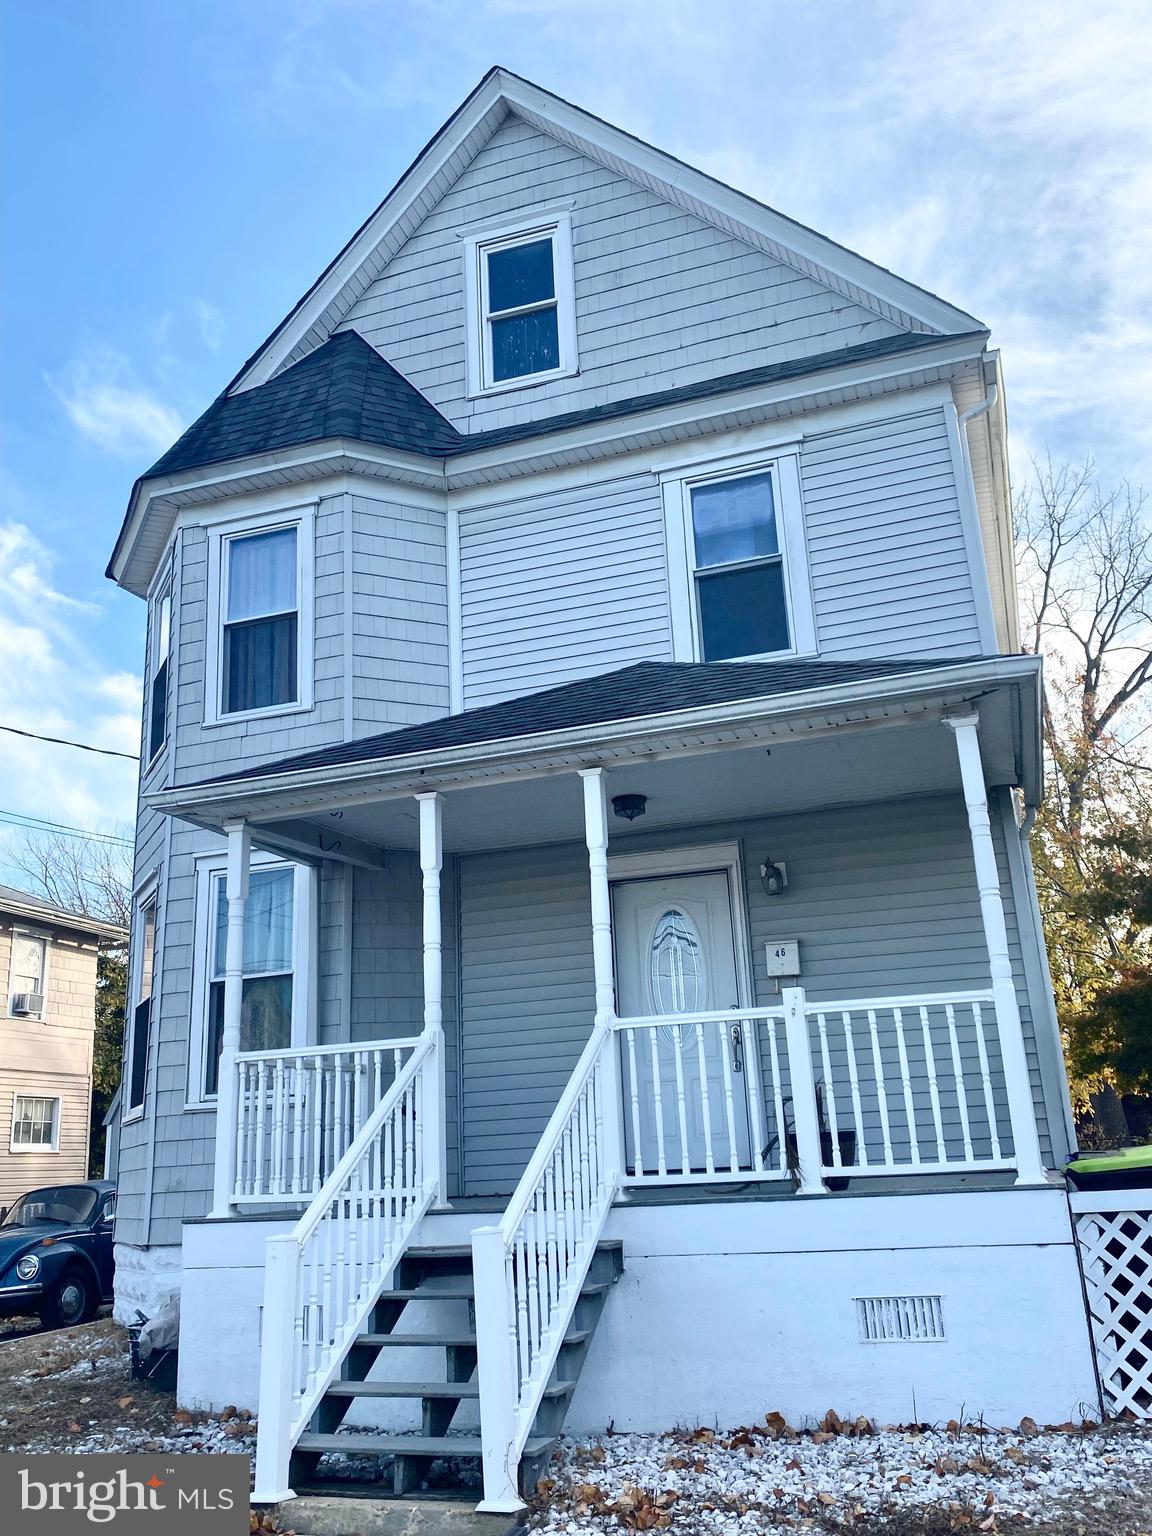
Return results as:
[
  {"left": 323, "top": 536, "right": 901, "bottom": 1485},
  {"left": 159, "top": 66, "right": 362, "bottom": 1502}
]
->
[{"left": 958, "top": 382, "right": 998, "bottom": 436}]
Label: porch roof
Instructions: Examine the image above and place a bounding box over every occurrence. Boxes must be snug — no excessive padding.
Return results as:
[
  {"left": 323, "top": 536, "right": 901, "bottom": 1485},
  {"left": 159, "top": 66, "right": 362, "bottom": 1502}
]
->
[{"left": 150, "top": 655, "right": 1043, "bottom": 842}]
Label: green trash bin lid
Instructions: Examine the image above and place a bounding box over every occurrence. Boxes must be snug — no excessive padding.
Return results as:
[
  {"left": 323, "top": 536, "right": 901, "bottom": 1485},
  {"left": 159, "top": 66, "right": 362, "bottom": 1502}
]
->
[{"left": 1068, "top": 1145, "right": 1152, "bottom": 1174}]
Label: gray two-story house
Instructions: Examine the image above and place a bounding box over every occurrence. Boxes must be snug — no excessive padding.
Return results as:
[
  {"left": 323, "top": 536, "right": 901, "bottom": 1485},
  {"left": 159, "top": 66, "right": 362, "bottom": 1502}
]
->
[{"left": 106, "top": 69, "right": 1097, "bottom": 1512}]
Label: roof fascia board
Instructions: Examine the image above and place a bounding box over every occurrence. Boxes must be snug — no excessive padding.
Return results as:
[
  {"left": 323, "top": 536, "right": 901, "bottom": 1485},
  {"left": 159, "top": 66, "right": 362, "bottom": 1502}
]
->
[
  {"left": 112, "top": 336, "right": 984, "bottom": 594},
  {"left": 0, "top": 899, "right": 127, "bottom": 941},
  {"left": 499, "top": 76, "right": 981, "bottom": 336},
  {"left": 150, "top": 655, "right": 1041, "bottom": 820},
  {"left": 229, "top": 70, "right": 982, "bottom": 396}
]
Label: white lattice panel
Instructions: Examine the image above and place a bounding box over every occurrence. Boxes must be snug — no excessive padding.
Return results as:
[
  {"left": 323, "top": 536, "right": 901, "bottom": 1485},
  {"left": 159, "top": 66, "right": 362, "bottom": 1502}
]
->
[{"left": 1075, "top": 1205, "right": 1152, "bottom": 1418}]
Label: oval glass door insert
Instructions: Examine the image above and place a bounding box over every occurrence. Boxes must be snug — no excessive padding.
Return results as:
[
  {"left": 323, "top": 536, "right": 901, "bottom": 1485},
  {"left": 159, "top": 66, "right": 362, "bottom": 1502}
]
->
[{"left": 649, "top": 909, "right": 706, "bottom": 1046}]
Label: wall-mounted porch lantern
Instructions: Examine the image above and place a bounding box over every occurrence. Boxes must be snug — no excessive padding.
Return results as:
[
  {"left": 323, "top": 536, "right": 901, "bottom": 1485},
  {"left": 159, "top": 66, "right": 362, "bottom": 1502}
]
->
[
  {"left": 611, "top": 793, "right": 648, "bottom": 821},
  {"left": 760, "top": 857, "right": 788, "bottom": 896}
]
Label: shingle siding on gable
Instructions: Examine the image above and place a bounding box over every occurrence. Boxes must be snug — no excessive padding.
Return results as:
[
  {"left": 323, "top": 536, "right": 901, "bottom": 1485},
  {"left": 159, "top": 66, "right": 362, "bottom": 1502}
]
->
[
  {"left": 339, "top": 114, "right": 904, "bottom": 434},
  {"left": 459, "top": 473, "right": 672, "bottom": 709},
  {"left": 800, "top": 406, "right": 984, "bottom": 658}
]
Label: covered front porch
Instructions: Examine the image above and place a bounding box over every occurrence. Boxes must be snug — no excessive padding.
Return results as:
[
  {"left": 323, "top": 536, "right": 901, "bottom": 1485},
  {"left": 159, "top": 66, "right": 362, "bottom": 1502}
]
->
[
  {"left": 153, "top": 654, "right": 1057, "bottom": 1219},
  {"left": 156, "top": 654, "right": 1062, "bottom": 1504}
]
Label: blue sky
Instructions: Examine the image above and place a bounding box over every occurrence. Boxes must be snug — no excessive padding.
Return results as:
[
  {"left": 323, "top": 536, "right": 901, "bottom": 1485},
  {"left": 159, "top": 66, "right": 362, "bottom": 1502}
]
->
[{"left": 1, "top": 0, "right": 1149, "bottom": 865}]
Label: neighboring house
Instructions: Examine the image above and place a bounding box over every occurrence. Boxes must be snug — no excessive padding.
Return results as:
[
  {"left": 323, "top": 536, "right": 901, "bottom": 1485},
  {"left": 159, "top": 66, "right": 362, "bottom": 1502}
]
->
[
  {"left": 105, "top": 69, "right": 1099, "bottom": 1511},
  {"left": 0, "top": 885, "right": 124, "bottom": 1208}
]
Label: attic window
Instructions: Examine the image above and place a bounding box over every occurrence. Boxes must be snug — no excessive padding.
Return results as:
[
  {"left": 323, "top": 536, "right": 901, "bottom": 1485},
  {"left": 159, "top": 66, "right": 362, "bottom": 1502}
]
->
[{"left": 464, "top": 214, "right": 577, "bottom": 395}]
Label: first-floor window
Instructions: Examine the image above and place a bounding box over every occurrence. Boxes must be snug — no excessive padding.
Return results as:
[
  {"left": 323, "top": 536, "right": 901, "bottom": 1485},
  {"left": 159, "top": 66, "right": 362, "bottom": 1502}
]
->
[
  {"left": 204, "top": 865, "right": 296, "bottom": 1096},
  {"left": 11, "top": 1094, "right": 59, "bottom": 1150}
]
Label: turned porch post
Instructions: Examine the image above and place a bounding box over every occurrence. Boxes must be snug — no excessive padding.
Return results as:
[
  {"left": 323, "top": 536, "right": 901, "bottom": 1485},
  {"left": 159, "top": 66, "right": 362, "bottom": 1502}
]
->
[
  {"left": 578, "top": 768, "right": 625, "bottom": 1181},
  {"left": 211, "top": 819, "right": 250, "bottom": 1217},
  {"left": 944, "top": 712, "right": 1048, "bottom": 1186},
  {"left": 417, "top": 792, "right": 449, "bottom": 1206}
]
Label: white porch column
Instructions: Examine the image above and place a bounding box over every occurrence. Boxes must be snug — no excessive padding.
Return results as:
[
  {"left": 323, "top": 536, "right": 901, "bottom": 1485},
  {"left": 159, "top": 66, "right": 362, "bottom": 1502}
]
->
[
  {"left": 781, "top": 986, "right": 828, "bottom": 1196},
  {"left": 417, "top": 792, "right": 449, "bottom": 1206},
  {"left": 578, "top": 768, "right": 625, "bottom": 1180},
  {"left": 944, "top": 713, "right": 1048, "bottom": 1185},
  {"left": 211, "top": 819, "right": 250, "bottom": 1217}
]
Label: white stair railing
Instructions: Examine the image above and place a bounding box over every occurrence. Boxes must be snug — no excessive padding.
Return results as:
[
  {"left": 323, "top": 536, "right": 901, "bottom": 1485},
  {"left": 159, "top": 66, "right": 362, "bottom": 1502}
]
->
[
  {"left": 472, "top": 1017, "right": 623, "bottom": 1513},
  {"left": 253, "top": 1030, "right": 441, "bottom": 1503},
  {"left": 234, "top": 1038, "right": 421, "bottom": 1206}
]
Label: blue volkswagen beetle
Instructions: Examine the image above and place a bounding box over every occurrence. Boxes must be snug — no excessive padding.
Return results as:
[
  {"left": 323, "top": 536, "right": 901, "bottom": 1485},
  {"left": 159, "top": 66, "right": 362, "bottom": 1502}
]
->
[{"left": 0, "top": 1180, "right": 116, "bottom": 1329}]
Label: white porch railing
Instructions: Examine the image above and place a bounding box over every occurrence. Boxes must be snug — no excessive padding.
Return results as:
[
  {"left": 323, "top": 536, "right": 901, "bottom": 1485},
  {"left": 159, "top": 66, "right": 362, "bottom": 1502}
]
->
[
  {"left": 472, "top": 1016, "right": 624, "bottom": 1513},
  {"left": 614, "top": 1009, "right": 791, "bottom": 1183},
  {"left": 805, "top": 990, "right": 1014, "bottom": 1176},
  {"left": 232, "top": 1039, "right": 421, "bottom": 1206},
  {"left": 252, "top": 1031, "right": 442, "bottom": 1503},
  {"left": 612, "top": 987, "right": 1019, "bottom": 1192}
]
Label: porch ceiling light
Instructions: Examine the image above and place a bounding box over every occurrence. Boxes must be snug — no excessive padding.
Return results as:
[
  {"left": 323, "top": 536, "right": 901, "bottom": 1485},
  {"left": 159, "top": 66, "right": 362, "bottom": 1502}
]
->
[{"left": 612, "top": 793, "right": 647, "bottom": 821}]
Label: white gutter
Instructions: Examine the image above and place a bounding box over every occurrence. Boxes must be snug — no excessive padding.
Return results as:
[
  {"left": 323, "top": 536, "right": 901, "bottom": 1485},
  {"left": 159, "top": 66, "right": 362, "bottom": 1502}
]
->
[{"left": 150, "top": 655, "right": 1042, "bottom": 821}]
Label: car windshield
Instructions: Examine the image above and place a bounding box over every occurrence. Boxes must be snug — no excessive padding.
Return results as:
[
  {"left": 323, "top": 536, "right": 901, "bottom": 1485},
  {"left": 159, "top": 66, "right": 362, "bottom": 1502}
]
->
[{"left": 2, "top": 1187, "right": 99, "bottom": 1228}]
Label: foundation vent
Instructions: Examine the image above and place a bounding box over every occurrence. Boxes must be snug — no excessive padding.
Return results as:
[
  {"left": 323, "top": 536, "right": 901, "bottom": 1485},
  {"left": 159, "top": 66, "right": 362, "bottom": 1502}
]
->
[{"left": 856, "top": 1295, "right": 945, "bottom": 1343}]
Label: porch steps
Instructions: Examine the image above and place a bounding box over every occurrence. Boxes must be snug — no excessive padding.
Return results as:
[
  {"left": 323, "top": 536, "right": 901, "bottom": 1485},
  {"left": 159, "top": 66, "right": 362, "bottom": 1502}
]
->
[{"left": 290, "top": 1237, "right": 624, "bottom": 1500}]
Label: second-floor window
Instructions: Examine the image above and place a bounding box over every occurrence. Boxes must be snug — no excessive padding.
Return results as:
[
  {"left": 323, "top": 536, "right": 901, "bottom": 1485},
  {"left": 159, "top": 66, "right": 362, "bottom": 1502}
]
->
[
  {"left": 126, "top": 897, "right": 156, "bottom": 1116},
  {"left": 9, "top": 931, "right": 47, "bottom": 1016},
  {"left": 465, "top": 215, "right": 576, "bottom": 395},
  {"left": 147, "top": 587, "right": 171, "bottom": 762},
  {"left": 690, "top": 471, "right": 790, "bottom": 660},
  {"left": 222, "top": 526, "right": 299, "bottom": 715}
]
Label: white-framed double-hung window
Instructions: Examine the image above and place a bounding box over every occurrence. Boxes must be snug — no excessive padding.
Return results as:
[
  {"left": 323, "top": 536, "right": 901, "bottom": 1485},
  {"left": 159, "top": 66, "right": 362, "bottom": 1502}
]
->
[
  {"left": 11, "top": 1094, "right": 59, "bottom": 1151},
  {"left": 124, "top": 894, "right": 157, "bottom": 1119},
  {"left": 463, "top": 213, "right": 577, "bottom": 395},
  {"left": 664, "top": 454, "right": 816, "bottom": 663},
  {"left": 205, "top": 507, "right": 314, "bottom": 724},
  {"left": 188, "top": 857, "right": 314, "bottom": 1105}
]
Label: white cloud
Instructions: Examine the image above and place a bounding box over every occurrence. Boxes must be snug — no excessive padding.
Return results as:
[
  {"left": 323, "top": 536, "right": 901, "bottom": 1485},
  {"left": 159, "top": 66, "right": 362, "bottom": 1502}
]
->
[
  {"left": 0, "top": 520, "right": 140, "bottom": 857},
  {"left": 193, "top": 298, "right": 226, "bottom": 352},
  {"left": 47, "top": 348, "right": 184, "bottom": 458}
]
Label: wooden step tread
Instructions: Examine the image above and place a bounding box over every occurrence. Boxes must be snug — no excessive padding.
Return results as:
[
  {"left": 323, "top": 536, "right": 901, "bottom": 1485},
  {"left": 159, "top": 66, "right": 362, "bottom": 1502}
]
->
[
  {"left": 355, "top": 1328, "right": 591, "bottom": 1348},
  {"left": 326, "top": 1379, "right": 480, "bottom": 1399},
  {"left": 382, "top": 1280, "right": 610, "bottom": 1302},
  {"left": 405, "top": 1245, "right": 473, "bottom": 1259},
  {"left": 325, "top": 1378, "right": 575, "bottom": 1401},
  {"left": 295, "top": 1432, "right": 557, "bottom": 1458}
]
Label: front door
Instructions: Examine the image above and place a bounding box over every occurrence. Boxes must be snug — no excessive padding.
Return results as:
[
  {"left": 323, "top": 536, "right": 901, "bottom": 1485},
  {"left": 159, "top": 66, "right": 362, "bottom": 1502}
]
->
[{"left": 612, "top": 871, "right": 752, "bottom": 1175}]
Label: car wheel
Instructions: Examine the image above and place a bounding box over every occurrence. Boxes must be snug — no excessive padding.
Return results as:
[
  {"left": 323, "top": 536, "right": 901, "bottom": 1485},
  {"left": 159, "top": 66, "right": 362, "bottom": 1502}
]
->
[{"left": 40, "top": 1268, "right": 96, "bottom": 1330}]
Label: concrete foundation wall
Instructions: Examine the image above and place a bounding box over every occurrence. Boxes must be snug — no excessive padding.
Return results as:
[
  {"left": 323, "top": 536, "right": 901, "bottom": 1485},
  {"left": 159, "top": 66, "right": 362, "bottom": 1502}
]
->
[{"left": 176, "top": 1188, "right": 1099, "bottom": 1431}]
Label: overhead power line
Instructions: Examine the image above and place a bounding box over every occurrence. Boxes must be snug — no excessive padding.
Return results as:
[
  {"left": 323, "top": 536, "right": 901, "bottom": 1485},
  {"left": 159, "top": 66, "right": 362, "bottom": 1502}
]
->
[
  {"left": 0, "top": 809, "right": 134, "bottom": 849},
  {"left": 0, "top": 722, "right": 139, "bottom": 761}
]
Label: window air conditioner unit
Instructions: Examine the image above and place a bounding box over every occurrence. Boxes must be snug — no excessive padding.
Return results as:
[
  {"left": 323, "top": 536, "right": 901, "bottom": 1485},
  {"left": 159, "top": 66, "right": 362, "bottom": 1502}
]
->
[{"left": 11, "top": 992, "right": 44, "bottom": 1015}]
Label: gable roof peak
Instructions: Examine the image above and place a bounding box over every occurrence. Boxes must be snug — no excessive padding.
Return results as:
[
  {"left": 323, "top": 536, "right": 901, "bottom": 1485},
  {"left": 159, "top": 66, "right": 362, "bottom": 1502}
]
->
[{"left": 229, "top": 67, "right": 982, "bottom": 397}]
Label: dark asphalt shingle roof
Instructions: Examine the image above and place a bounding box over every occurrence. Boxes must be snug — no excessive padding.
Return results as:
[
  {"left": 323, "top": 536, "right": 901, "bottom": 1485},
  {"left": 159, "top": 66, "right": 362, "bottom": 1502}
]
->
[
  {"left": 145, "top": 328, "right": 972, "bottom": 482},
  {"left": 191, "top": 656, "right": 986, "bottom": 789},
  {"left": 147, "top": 331, "right": 463, "bottom": 477}
]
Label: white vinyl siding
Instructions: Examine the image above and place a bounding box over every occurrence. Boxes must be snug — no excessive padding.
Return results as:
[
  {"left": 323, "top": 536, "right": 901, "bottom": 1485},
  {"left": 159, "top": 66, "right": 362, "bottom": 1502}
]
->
[
  {"left": 458, "top": 473, "right": 672, "bottom": 708},
  {"left": 340, "top": 114, "right": 902, "bottom": 434},
  {"left": 801, "top": 408, "right": 983, "bottom": 658}
]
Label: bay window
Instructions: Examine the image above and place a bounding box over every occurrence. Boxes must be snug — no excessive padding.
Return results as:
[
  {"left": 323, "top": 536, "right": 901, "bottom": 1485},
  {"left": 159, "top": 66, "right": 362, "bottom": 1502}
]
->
[
  {"left": 191, "top": 858, "right": 313, "bottom": 1104},
  {"left": 147, "top": 587, "right": 171, "bottom": 761},
  {"left": 205, "top": 506, "right": 314, "bottom": 725}
]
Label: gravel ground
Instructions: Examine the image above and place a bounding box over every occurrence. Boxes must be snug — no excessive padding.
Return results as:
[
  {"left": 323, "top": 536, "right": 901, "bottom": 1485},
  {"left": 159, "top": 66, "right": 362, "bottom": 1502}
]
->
[
  {"left": 532, "top": 1416, "right": 1152, "bottom": 1534},
  {"left": 0, "top": 1318, "right": 256, "bottom": 1460}
]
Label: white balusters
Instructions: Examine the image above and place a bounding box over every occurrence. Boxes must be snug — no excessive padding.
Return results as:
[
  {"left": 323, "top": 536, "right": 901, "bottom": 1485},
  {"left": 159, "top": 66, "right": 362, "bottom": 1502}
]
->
[
  {"left": 253, "top": 1032, "right": 442, "bottom": 1505},
  {"left": 232, "top": 1038, "right": 422, "bottom": 1206}
]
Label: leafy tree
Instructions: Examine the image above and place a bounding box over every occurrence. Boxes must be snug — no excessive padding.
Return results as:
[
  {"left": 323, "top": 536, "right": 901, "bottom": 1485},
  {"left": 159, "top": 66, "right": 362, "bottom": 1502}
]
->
[{"left": 1017, "top": 457, "right": 1152, "bottom": 1140}]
